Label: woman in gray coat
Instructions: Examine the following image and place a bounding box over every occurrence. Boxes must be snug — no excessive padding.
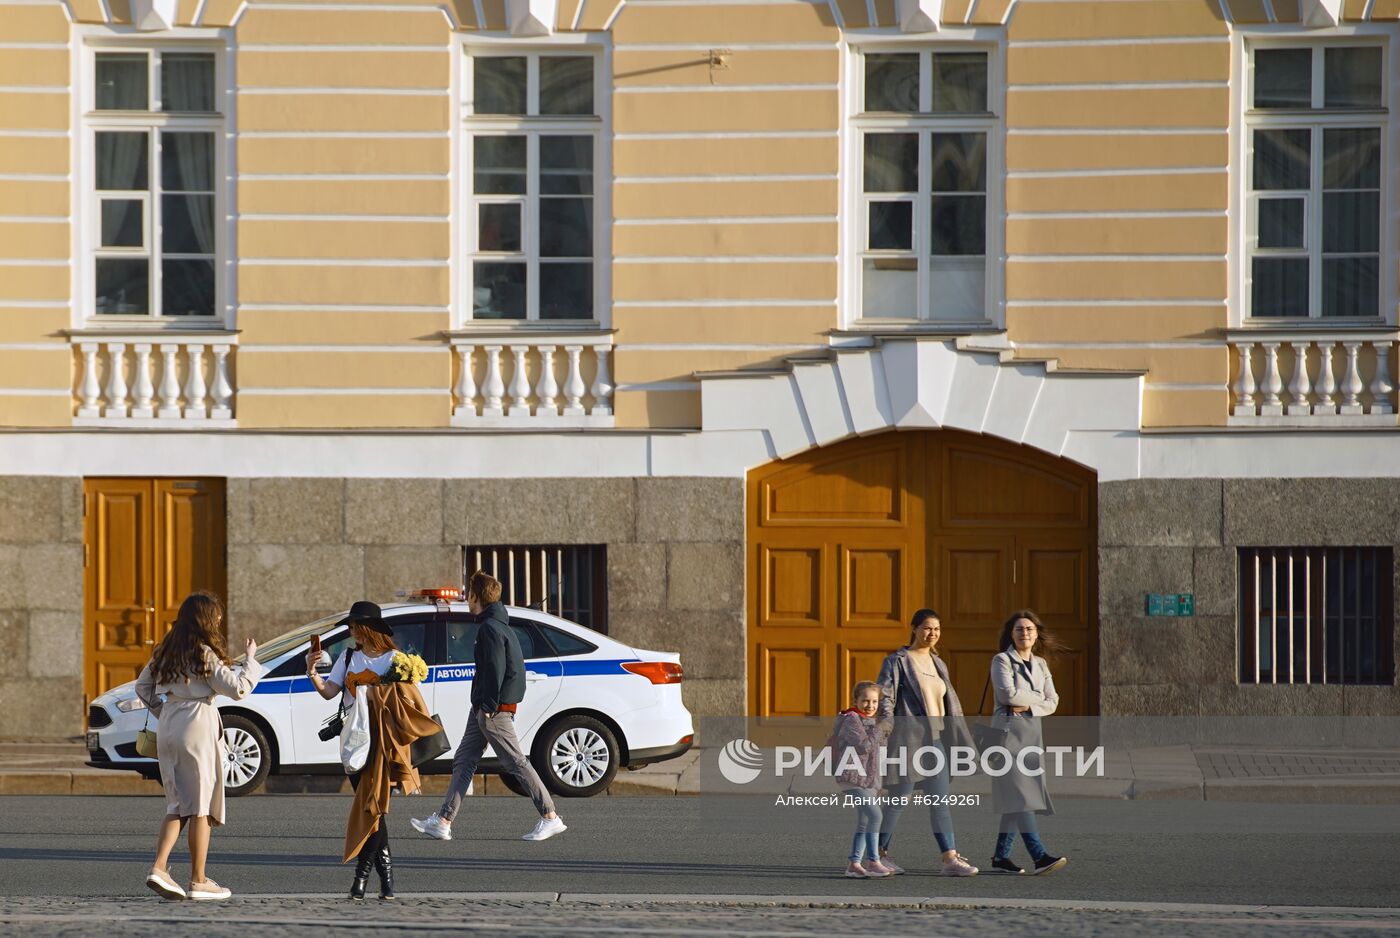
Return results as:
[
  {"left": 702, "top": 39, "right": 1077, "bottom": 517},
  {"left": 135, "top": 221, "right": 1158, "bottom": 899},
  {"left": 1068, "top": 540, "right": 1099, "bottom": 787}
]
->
[
  {"left": 987, "top": 609, "right": 1068, "bottom": 875},
  {"left": 875, "top": 608, "right": 978, "bottom": 876},
  {"left": 135, "top": 592, "right": 263, "bottom": 900}
]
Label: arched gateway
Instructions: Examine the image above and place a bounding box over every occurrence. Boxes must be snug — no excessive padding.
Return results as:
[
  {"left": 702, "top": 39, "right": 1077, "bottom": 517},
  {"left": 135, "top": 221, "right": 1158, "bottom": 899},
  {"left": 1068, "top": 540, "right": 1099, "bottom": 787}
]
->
[{"left": 747, "top": 428, "right": 1098, "bottom": 719}]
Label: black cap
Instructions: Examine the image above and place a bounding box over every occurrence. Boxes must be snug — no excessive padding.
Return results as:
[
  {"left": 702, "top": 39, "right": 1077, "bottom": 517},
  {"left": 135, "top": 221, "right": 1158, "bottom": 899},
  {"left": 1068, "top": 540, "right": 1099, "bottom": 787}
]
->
[{"left": 337, "top": 600, "right": 391, "bottom": 635}]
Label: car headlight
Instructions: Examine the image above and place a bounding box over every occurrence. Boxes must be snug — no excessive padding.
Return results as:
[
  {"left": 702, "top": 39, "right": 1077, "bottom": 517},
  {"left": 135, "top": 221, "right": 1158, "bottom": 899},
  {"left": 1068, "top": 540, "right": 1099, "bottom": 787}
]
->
[{"left": 116, "top": 697, "right": 147, "bottom": 713}]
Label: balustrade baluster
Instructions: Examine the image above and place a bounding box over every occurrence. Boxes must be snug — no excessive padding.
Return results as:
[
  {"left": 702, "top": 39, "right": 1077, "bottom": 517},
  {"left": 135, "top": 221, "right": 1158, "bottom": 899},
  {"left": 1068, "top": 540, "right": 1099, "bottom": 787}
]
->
[
  {"left": 535, "top": 345, "right": 559, "bottom": 415},
  {"left": 104, "top": 343, "right": 129, "bottom": 419},
  {"left": 157, "top": 345, "right": 182, "bottom": 419},
  {"left": 1313, "top": 342, "right": 1338, "bottom": 415},
  {"left": 482, "top": 346, "right": 505, "bottom": 417},
  {"left": 453, "top": 344, "right": 477, "bottom": 417},
  {"left": 1285, "top": 342, "right": 1311, "bottom": 416},
  {"left": 507, "top": 345, "right": 532, "bottom": 416},
  {"left": 562, "top": 345, "right": 586, "bottom": 417},
  {"left": 210, "top": 346, "right": 234, "bottom": 420},
  {"left": 130, "top": 344, "right": 155, "bottom": 419},
  {"left": 1232, "top": 342, "right": 1257, "bottom": 414},
  {"left": 1259, "top": 343, "right": 1283, "bottom": 416},
  {"left": 77, "top": 343, "right": 102, "bottom": 418},
  {"left": 590, "top": 346, "right": 614, "bottom": 417},
  {"left": 183, "top": 344, "right": 208, "bottom": 419},
  {"left": 1339, "top": 342, "right": 1364, "bottom": 414},
  {"left": 1369, "top": 341, "right": 1394, "bottom": 416}
]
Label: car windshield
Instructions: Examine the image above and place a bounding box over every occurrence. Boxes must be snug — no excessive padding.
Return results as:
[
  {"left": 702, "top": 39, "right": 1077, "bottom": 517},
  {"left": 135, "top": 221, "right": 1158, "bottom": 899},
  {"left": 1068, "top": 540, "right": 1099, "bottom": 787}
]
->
[{"left": 232, "top": 612, "right": 345, "bottom": 664}]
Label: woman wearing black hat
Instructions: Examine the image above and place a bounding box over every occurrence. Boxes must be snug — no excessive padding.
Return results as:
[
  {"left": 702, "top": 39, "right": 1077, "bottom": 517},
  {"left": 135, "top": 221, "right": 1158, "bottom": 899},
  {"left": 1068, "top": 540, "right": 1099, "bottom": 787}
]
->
[{"left": 307, "top": 600, "right": 437, "bottom": 900}]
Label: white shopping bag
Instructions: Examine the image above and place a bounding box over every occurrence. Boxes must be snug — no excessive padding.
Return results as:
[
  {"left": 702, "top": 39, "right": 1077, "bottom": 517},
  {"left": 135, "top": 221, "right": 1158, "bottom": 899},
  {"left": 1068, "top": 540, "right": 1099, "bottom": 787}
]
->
[{"left": 339, "top": 689, "right": 371, "bottom": 774}]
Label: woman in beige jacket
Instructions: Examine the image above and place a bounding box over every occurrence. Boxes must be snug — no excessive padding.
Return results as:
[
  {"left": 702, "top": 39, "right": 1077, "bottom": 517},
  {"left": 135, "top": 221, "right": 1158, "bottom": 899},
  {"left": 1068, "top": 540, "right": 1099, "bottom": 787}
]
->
[{"left": 134, "top": 591, "right": 263, "bottom": 900}]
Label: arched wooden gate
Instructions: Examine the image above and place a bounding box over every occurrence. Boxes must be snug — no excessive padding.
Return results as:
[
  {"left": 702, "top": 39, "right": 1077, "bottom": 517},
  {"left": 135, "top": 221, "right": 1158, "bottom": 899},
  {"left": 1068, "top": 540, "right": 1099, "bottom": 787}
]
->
[{"left": 747, "top": 429, "right": 1097, "bottom": 718}]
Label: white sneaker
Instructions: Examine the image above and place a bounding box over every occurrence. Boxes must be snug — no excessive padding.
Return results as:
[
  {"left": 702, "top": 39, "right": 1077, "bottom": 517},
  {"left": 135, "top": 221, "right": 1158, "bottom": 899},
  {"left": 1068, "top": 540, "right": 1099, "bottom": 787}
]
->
[
  {"left": 145, "top": 868, "right": 186, "bottom": 900},
  {"left": 187, "top": 879, "right": 232, "bottom": 900},
  {"left": 522, "top": 816, "right": 566, "bottom": 842},
  {"left": 410, "top": 812, "right": 452, "bottom": 841}
]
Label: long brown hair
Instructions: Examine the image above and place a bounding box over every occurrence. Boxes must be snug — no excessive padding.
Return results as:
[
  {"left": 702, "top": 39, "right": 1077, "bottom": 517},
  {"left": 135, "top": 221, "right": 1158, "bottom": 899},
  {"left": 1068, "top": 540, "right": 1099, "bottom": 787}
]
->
[
  {"left": 353, "top": 622, "right": 397, "bottom": 657},
  {"left": 997, "top": 608, "right": 1069, "bottom": 657},
  {"left": 151, "top": 591, "right": 228, "bottom": 684}
]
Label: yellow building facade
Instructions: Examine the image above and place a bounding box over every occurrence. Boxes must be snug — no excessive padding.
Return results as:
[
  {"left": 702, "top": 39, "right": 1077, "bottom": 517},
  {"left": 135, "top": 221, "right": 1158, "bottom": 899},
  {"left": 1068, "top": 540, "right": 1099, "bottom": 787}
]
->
[{"left": 2, "top": 0, "right": 1399, "bottom": 736}]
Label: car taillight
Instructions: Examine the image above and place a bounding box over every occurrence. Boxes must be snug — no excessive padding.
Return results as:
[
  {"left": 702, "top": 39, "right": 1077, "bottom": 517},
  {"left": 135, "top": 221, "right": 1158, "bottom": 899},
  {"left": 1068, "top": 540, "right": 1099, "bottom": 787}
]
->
[{"left": 621, "top": 661, "right": 683, "bottom": 684}]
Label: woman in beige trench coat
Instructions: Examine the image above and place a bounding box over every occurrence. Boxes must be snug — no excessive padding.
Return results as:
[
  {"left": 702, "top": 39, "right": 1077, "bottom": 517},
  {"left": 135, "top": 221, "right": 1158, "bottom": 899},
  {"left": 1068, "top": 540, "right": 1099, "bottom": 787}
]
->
[{"left": 134, "top": 591, "right": 263, "bottom": 901}]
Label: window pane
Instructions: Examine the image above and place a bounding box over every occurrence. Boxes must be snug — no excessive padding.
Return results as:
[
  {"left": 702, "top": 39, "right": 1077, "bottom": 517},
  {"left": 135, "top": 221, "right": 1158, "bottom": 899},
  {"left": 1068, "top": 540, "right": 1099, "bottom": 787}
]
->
[
  {"left": 1323, "top": 128, "right": 1380, "bottom": 190},
  {"left": 161, "top": 53, "right": 215, "bottom": 112},
  {"left": 96, "top": 53, "right": 147, "bottom": 110},
  {"left": 1324, "top": 47, "right": 1382, "bottom": 108},
  {"left": 928, "top": 256, "right": 984, "bottom": 320},
  {"left": 96, "top": 258, "right": 149, "bottom": 314},
  {"left": 864, "top": 53, "right": 918, "bottom": 112},
  {"left": 161, "top": 132, "right": 215, "bottom": 191},
  {"left": 931, "top": 133, "right": 986, "bottom": 192},
  {"left": 100, "top": 199, "right": 143, "bottom": 248},
  {"left": 1322, "top": 257, "right": 1379, "bottom": 318},
  {"left": 478, "top": 203, "right": 521, "bottom": 252},
  {"left": 931, "top": 194, "right": 985, "bottom": 255},
  {"left": 1258, "top": 197, "right": 1304, "bottom": 249},
  {"left": 540, "top": 56, "right": 593, "bottom": 115},
  {"left": 1253, "top": 128, "right": 1309, "bottom": 190},
  {"left": 1254, "top": 48, "right": 1311, "bottom": 109},
  {"left": 868, "top": 201, "right": 913, "bottom": 251},
  {"left": 540, "top": 198, "right": 592, "bottom": 258},
  {"left": 474, "top": 136, "right": 526, "bottom": 195},
  {"left": 864, "top": 133, "right": 917, "bottom": 193},
  {"left": 1251, "top": 257, "right": 1309, "bottom": 317},
  {"left": 862, "top": 258, "right": 916, "bottom": 317},
  {"left": 162, "top": 194, "right": 216, "bottom": 254},
  {"left": 931, "top": 52, "right": 987, "bottom": 113},
  {"left": 473, "top": 262, "right": 526, "bottom": 319},
  {"left": 474, "top": 56, "right": 526, "bottom": 114},
  {"left": 162, "top": 258, "right": 215, "bottom": 316},
  {"left": 96, "top": 132, "right": 149, "bottom": 191},
  {"left": 541, "top": 136, "right": 593, "bottom": 195},
  {"left": 540, "top": 263, "right": 592, "bottom": 319},
  {"left": 1323, "top": 191, "right": 1379, "bottom": 253}
]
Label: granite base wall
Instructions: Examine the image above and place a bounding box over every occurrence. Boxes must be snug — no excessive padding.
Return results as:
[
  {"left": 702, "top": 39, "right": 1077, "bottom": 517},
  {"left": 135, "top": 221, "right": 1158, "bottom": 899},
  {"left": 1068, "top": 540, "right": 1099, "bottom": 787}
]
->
[{"left": 1099, "top": 479, "right": 1400, "bottom": 718}]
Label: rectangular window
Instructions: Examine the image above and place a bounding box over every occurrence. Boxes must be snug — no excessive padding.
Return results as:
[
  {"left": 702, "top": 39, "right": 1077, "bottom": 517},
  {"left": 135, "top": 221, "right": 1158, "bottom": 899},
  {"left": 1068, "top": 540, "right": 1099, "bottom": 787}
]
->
[
  {"left": 465, "top": 52, "right": 602, "bottom": 323},
  {"left": 87, "top": 48, "right": 222, "bottom": 320},
  {"left": 1238, "top": 547, "right": 1395, "bottom": 685},
  {"left": 463, "top": 544, "right": 608, "bottom": 633},
  {"left": 1247, "top": 44, "right": 1385, "bottom": 320},
  {"left": 854, "top": 48, "right": 995, "bottom": 323}
]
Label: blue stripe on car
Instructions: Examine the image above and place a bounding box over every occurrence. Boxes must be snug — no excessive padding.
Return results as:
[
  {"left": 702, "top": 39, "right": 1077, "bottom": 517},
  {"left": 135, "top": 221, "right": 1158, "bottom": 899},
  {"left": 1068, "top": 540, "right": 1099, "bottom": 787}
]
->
[{"left": 254, "top": 658, "right": 643, "bottom": 694}]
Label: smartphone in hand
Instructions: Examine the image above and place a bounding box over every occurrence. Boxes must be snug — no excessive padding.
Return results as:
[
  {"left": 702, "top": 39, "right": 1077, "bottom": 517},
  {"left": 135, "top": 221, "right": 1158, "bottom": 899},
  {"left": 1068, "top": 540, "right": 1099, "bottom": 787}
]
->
[{"left": 309, "top": 633, "right": 322, "bottom": 667}]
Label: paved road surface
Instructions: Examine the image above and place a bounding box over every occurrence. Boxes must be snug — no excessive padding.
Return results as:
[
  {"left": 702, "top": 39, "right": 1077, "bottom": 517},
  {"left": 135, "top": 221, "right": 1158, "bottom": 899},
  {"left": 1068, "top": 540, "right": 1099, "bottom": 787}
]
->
[{"left": 0, "top": 794, "right": 1395, "bottom": 935}]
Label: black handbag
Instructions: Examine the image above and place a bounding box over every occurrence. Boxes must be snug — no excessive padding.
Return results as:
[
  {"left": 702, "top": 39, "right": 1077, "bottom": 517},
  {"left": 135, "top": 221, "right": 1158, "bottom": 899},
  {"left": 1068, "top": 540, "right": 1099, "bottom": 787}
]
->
[
  {"left": 410, "top": 714, "right": 451, "bottom": 768},
  {"left": 971, "top": 665, "right": 1009, "bottom": 754}
]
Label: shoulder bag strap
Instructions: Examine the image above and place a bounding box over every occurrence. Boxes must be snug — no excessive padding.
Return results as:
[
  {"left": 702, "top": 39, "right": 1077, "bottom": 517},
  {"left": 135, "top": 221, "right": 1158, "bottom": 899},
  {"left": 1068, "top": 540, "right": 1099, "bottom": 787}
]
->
[{"left": 977, "top": 652, "right": 1001, "bottom": 716}]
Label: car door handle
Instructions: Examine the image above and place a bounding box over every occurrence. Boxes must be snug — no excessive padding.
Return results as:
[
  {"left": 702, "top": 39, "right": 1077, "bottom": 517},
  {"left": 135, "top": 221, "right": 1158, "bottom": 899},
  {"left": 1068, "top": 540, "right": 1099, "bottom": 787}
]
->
[{"left": 526, "top": 673, "right": 547, "bottom": 682}]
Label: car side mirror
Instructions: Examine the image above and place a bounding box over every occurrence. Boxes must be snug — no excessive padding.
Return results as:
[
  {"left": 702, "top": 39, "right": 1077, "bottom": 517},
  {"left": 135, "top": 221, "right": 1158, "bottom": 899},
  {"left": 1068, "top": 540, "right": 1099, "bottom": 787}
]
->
[{"left": 314, "top": 650, "right": 333, "bottom": 670}]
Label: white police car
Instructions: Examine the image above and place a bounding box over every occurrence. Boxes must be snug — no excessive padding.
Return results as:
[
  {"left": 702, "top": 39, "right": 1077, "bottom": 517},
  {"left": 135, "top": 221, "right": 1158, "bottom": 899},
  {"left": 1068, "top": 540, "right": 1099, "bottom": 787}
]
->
[{"left": 86, "top": 589, "right": 694, "bottom": 798}]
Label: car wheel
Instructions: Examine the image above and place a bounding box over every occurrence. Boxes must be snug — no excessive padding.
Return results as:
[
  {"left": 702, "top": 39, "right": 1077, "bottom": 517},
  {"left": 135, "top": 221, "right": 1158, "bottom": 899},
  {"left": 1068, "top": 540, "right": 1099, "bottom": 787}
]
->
[
  {"left": 535, "top": 715, "right": 619, "bottom": 798},
  {"left": 221, "top": 715, "right": 271, "bottom": 797}
]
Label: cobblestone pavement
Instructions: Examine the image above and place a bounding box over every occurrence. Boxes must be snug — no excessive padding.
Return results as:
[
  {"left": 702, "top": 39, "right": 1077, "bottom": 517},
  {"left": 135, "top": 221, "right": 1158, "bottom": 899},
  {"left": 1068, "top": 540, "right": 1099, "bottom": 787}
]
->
[
  {"left": 1195, "top": 749, "right": 1400, "bottom": 779},
  {"left": 0, "top": 895, "right": 1397, "bottom": 938}
]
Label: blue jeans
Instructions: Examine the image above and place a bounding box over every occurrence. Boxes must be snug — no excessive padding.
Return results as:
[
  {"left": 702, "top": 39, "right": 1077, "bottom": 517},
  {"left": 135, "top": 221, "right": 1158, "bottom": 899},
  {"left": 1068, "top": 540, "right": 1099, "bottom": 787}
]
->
[
  {"left": 845, "top": 788, "right": 881, "bottom": 863},
  {"left": 879, "top": 738, "right": 955, "bottom": 855},
  {"left": 994, "top": 811, "right": 1047, "bottom": 861}
]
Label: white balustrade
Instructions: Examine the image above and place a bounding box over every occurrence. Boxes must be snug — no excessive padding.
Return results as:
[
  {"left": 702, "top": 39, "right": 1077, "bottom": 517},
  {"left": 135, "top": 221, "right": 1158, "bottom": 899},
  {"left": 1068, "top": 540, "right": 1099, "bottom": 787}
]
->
[
  {"left": 72, "top": 334, "right": 237, "bottom": 426},
  {"left": 1228, "top": 333, "right": 1398, "bottom": 425},
  {"left": 450, "top": 333, "right": 614, "bottom": 426}
]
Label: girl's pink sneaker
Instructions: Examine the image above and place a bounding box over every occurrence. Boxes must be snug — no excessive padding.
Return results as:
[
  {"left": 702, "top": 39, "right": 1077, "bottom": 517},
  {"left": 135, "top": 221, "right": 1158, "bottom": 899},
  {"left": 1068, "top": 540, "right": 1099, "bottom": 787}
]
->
[
  {"left": 878, "top": 854, "right": 906, "bottom": 875},
  {"left": 844, "top": 861, "right": 871, "bottom": 878},
  {"left": 862, "top": 858, "right": 894, "bottom": 877}
]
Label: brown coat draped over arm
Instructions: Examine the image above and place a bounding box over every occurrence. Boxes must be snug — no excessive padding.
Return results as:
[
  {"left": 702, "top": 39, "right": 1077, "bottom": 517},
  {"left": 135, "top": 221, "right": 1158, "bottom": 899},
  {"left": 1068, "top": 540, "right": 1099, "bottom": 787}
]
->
[{"left": 343, "top": 681, "right": 440, "bottom": 863}]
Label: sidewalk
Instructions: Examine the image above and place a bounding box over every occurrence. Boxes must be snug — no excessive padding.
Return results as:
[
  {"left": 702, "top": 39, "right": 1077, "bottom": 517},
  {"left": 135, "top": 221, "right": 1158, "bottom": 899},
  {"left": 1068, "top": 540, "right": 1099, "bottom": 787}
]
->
[{"left": 3, "top": 739, "right": 1398, "bottom": 802}]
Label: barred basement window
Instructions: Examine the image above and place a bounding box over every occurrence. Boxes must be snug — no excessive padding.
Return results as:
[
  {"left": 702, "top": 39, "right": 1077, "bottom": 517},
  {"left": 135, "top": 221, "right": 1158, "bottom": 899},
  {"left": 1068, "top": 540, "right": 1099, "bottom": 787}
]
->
[
  {"left": 1239, "top": 547, "right": 1395, "bottom": 685},
  {"left": 464, "top": 544, "right": 608, "bottom": 634}
]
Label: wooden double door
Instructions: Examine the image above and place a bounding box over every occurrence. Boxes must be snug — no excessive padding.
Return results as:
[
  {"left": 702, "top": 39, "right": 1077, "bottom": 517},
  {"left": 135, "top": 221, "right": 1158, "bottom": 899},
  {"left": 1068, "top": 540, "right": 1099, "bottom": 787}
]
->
[
  {"left": 83, "top": 478, "right": 227, "bottom": 707},
  {"left": 747, "top": 430, "right": 1097, "bottom": 718}
]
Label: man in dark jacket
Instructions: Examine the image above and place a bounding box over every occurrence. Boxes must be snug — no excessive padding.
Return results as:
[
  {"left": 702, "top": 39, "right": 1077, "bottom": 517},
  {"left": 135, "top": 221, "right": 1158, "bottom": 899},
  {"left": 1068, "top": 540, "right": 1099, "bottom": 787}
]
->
[{"left": 411, "top": 571, "right": 565, "bottom": 843}]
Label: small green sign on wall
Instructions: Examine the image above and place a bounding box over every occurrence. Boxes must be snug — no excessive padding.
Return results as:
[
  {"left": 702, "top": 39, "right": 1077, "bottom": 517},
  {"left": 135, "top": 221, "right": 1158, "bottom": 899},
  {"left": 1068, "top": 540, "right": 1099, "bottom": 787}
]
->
[{"left": 1146, "top": 593, "right": 1195, "bottom": 617}]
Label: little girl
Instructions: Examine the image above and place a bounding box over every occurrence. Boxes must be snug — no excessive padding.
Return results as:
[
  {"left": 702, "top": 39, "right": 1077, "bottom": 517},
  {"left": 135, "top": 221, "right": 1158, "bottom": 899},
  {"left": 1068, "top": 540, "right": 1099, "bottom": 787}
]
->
[{"left": 833, "top": 681, "right": 895, "bottom": 878}]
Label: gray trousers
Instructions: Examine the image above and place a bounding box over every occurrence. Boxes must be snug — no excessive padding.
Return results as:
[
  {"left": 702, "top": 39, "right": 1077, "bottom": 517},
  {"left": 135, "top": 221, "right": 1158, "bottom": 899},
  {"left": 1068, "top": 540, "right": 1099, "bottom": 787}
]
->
[{"left": 439, "top": 708, "right": 555, "bottom": 821}]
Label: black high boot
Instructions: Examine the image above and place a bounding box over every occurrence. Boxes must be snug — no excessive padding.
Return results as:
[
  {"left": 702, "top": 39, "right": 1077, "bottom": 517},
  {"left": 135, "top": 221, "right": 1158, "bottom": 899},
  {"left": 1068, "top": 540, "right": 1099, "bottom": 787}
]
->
[
  {"left": 349, "top": 840, "right": 374, "bottom": 900},
  {"left": 373, "top": 841, "right": 395, "bottom": 900}
]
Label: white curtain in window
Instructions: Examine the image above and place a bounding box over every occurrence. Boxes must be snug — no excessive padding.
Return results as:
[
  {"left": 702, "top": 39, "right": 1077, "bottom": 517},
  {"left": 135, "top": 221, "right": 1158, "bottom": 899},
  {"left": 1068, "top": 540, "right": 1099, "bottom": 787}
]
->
[{"left": 165, "top": 132, "right": 215, "bottom": 255}]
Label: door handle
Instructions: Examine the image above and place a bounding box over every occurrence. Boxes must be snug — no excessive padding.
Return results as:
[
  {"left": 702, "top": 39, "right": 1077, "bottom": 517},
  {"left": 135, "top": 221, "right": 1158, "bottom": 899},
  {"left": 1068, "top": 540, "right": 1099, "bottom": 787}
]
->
[{"left": 526, "top": 673, "right": 547, "bottom": 682}]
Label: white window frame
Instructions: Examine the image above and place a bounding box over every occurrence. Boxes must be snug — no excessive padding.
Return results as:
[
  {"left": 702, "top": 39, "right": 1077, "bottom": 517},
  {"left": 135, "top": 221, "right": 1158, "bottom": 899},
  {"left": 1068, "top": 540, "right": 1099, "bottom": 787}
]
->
[
  {"left": 842, "top": 32, "right": 1005, "bottom": 330},
  {"left": 1233, "top": 29, "right": 1395, "bottom": 326},
  {"left": 456, "top": 36, "right": 612, "bottom": 331}
]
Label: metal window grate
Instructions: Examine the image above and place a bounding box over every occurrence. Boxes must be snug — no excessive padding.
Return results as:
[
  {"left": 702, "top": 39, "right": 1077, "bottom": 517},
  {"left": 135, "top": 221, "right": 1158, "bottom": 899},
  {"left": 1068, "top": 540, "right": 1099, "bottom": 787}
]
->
[
  {"left": 1238, "top": 547, "right": 1395, "bottom": 685},
  {"left": 463, "top": 544, "right": 608, "bottom": 634}
]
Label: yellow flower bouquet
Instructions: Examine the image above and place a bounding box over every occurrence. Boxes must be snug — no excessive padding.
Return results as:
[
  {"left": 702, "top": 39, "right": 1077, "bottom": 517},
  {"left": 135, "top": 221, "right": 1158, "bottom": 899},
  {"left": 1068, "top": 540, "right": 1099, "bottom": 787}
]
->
[{"left": 385, "top": 651, "right": 429, "bottom": 684}]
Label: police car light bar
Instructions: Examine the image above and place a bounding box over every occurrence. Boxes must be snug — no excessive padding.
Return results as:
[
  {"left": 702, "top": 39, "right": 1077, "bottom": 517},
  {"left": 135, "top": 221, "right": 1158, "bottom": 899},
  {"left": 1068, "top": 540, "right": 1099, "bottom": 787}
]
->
[{"left": 395, "top": 587, "right": 464, "bottom": 602}]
